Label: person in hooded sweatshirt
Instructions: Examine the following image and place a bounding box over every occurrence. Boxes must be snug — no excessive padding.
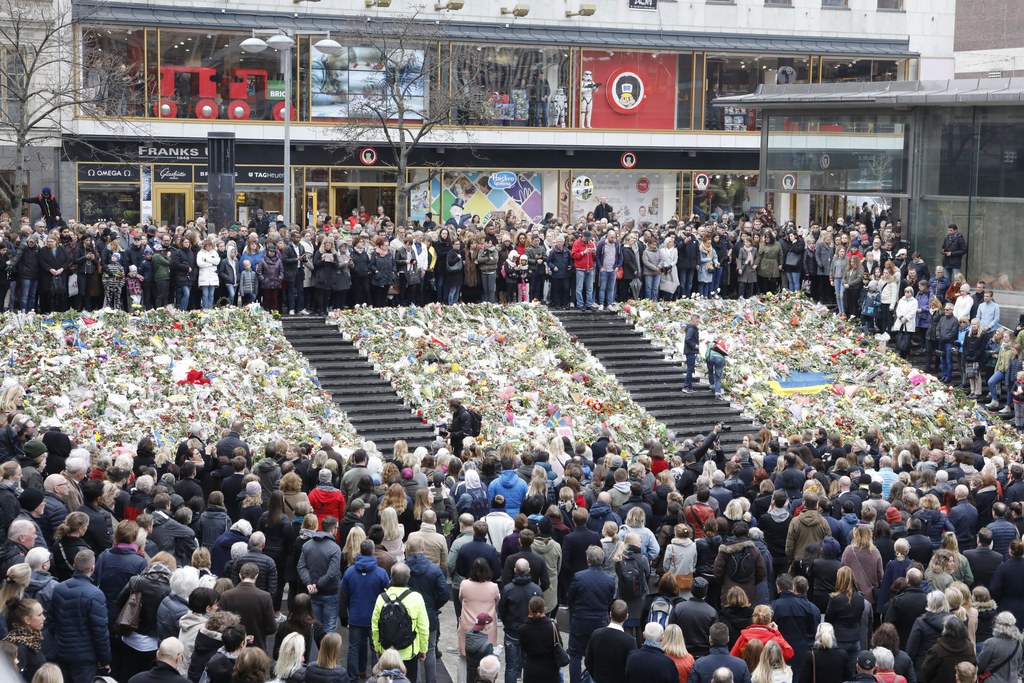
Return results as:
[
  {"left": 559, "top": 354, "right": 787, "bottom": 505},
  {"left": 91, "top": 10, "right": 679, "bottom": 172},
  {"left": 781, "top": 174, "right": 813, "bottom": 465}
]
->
[
  {"left": 340, "top": 538, "right": 391, "bottom": 681},
  {"left": 178, "top": 586, "right": 218, "bottom": 676},
  {"left": 587, "top": 491, "right": 623, "bottom": 534},
  {"left": 531, "top": 517, "right": 563, "bottom": 618},
  {"left": 488, "top": 456, "right": 527, "bottom": 516}
]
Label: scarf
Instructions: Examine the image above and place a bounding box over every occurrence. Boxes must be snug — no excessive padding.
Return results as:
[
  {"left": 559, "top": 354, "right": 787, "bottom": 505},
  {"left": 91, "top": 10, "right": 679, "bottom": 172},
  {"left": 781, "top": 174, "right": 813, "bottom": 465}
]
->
[{"left": 5, "top": 625, "right": 42, "bottom": 652}]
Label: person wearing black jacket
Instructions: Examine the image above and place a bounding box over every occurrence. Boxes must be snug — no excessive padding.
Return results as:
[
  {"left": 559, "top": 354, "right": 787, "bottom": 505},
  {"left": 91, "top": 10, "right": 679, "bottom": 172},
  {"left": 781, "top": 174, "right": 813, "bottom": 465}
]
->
[
  {"left": 37, "top": 236, "right": 69, "bottom": 313},
  {"left": 683, "top": 312, "right": 699, "bottom": 392},
  {"left": 349, "top": 238, "right": 371, "bottom": 306},
  {"left": 585, "top": 600, "right": 637, "bottom": 683},
  {"left": 447, "top": 398, "right": 473, "bottom": 458},
  {"left": 283, "top": 231, "right": 308, "bottom": 314},
  {"left": 677, "top": 231, "right": 699, "bottom": 300},
  {"left": 941, "top": 223, "right": 967, "bottom": 277},
  {"left": 14, "top": 234, "right": 39, "bottom": 312},
  {"left": 171, "top": 238, "right": 197, "bottom": 311},
  {"left": 782, "top": 231, "right": 805, "bottom": 292},
  {"left": 78, "top": 480, "right": 113, "bottom": 556}
]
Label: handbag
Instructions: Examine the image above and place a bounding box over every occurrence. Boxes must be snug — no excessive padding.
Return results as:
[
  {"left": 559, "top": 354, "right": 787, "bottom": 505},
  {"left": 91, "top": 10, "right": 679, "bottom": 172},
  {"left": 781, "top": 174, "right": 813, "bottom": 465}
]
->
[
  {"left": 615, "top": 267, "right": 623, "bottom": 281},
  {"left": 674, "top": 573, "right": 693, "bottom": 591},
  {"left": 551, "top": 621, "right": 570, "bottom": 668},
  {"left": 979, "top": 641, "right": 1020, "bottom": 681},
  {"left": 405, "top": 269, "right": 421, "bottom": 286},
  {"left": 784, "top": 250, "right": 801, "bottom": 268},
  {"left": 68, "top": 274, "right": 79, "bottom": 297},
  {"left": 115, "top": 583, "right": 143, "bottom": 635}
]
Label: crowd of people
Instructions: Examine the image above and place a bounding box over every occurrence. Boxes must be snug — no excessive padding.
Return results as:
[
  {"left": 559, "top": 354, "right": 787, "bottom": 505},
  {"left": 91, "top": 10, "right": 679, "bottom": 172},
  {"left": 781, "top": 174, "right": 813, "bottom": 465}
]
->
[
  {"left": 0, "top": 198, "right": 989, "bottom": 325},
  {"left": 0, "top": 388, "right": 1020, "bottom": 683}
]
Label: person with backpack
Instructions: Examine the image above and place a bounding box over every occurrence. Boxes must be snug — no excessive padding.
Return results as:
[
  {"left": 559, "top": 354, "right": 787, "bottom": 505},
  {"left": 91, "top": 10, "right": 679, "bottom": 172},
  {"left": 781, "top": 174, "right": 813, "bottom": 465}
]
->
[
  {"left": 615, "top": 533, "right": 652, "bottom": 645},
  {"left": 713, "top": 522, "right": 767, "bottom": 608},
  {"left": 446, "top": 399, "right": 476, "bottom": 458},
  {"left": 498, "top": 558, "right": 544, "bottom": 683},
  {"left": 371, "top": 562, "right": 429, "bottom": 683}
]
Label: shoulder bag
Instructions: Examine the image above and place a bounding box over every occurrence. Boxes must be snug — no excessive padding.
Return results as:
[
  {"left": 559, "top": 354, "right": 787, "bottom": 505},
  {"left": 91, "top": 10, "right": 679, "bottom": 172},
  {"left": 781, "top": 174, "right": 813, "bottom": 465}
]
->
[
  {"left": 551, "top": 620, "right": 570, "bottom": 668},
  {"left": 115, "top": 578, "right": 143, "bottom": 635}
]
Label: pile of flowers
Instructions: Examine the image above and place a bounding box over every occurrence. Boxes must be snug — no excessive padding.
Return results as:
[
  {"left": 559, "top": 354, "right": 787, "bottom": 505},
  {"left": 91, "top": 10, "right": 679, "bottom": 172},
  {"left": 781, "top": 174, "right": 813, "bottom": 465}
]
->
[
  {"left": 622, "top": 293, "right": 1019, "bottom": 446},
  {"left": 331, "top": 303, "right": 666, "bottom": 451},
  {"left": 0, "top": 307, "right": 360, "bottom": 453}
]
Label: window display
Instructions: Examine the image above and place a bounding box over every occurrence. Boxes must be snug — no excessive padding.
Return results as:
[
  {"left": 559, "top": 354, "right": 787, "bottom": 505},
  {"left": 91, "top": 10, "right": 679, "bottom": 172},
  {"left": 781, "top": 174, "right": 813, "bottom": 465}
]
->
[
  {"left": 704, "top": 55, "right": 810, "bottom": 131},
  {"left": 820, "top": 58, "right": 903, "bottom": 83},
  {"left": 689, "top": 173, "right": 763, "bottom": 220},
  {"left": 408, "top": 171, "right": 547, "bottom": 224},
  {"left": 309, "top": 43, "right": 428, "bottom": 120},
  {"left": 578, "top": 51, "right": 678, "bottom": 130},
  {"left": 78, "top": 187, "right": 140, "bottom": 224},
  {"left": 450, "top": 45, "right": 570, "bottom": 127},
  {"left": 571, "top": 171, "right": 679, "bottom": 224},
  {"left": 80, "top": 28, "right": 145, "bottom": 117}
]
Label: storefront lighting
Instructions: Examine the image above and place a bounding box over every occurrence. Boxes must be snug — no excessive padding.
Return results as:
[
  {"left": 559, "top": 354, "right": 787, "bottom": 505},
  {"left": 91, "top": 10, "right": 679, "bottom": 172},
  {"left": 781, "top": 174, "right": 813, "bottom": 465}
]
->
[
  {"left": 364, "top": 0, "right": 392, "bottom": 6},
  {"left": 240, "top": 37, "right": 268, "bottom": 53},
  {"left": 434, "top": 1, "right": 465, "bottom": 10},
  {"left": 501, "top": 4, "right": 530, "bottom": 17},
  {"left": 565, "top": 3, "right": 596, "bottom": 17},
  {"left": 313, "top": 38, "right": 344, "bottom": 55}
]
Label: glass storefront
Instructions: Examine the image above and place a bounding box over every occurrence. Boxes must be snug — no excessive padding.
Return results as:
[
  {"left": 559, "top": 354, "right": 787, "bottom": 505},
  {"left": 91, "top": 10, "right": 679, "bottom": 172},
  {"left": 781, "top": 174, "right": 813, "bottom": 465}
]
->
[
  {"left": 78, "top": 186, "right": 141, "bottom": 224},
  {"left": 76, "top": 25, "right": 915, "bottom": 132}
]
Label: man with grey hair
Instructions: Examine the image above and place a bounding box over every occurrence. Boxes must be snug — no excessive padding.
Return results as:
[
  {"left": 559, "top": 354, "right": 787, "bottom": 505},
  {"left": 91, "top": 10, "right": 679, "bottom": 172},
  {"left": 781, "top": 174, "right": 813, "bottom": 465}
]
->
[
  {"left": 0, "top": 518, "right": 35, "bottom": 573},
  {"left": 407, "top": 509, "right": 448, "bottom": 575},
  {"left": 567, "top": 546, "right": 616, "bottom": 683},
  {"left": 448, "top": 513, "right": 475, "bottom": 619},
  {"left": 41, "top": 472, "right": 70, "bottom": 546},
  {"left": 24, "top": 545, "right": 57, "bottom": 607},
  {"left": 232, "top": 530, "right": 279, "bottom": 610},
  {"left": 60, "top": 455, "right": 89, "bottom": 512},
  {"left": 712, "top": 668, "right": 735, "bottom": 683},
  {"left": 948, "top": 483, "right": 978, "bottom": 550},
  {"left": 476, "top": 654, "right": 500, "bottom": 683},
  {"left": 128, "top": 636, "right": 188, "bottom": 683},
  {"left": 624, "top": 622, "right": 677, "bottom": 683},
  {"left": 371, "top": 562, "right": 429, "bottom": 682}
]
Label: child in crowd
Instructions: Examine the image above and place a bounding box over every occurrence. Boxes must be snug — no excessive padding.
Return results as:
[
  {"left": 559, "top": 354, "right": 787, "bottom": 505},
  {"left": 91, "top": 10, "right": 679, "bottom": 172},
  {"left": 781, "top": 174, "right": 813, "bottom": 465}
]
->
[
  {"left": 126, "top": 264, "right": 144, "bottom": 308},
  {"left": 102, "top": 252, "right": 125, "bottom": 310},
  {"left": 239, "top": 260, "right": 258, "bottom": 305}
]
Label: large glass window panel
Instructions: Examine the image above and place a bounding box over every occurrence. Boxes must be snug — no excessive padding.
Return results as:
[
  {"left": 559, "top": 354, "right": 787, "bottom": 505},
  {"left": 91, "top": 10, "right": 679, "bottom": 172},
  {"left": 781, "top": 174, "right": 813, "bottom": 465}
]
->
[
  {"left": 78, "top": 186, "right": 140, "bottom": 224},
  {"left": 820, "top": 58, "right": 903, "bottom": 83},
  {"left": 692, "top": 173, "right": 763, "bottom": 220},
  {"left": 704, "top": 55, "right": 810, "bottom": 131},
  {"left": 578, "top": 50, "right": 679, "bottom": 130},
  {"left": 570, "top": 171, "right": 679, "bottom": 225},
  {"left": 449, "top": 45, "right": 569, "bottom": 127},
  {"left": 676, "top": 54, "right": 694, "bottom": 129},
  {"left": 156, "top": 29, "right": 294, "bottom": 121},
  {"left": 80, "top": 27, "right": 146, "bottom": 117},
  {"left": 2, "top": 47, "right": 25, "bottom": 123}
]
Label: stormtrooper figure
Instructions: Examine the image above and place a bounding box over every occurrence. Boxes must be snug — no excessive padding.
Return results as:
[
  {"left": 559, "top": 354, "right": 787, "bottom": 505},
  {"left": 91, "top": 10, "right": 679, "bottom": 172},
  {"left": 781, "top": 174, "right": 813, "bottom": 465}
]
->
[
  {"left": 580, "top": 71, "right": 601, "bottom": 128},
  {"left": 550, "top": 87, "right": 568, "bottom": 128}
]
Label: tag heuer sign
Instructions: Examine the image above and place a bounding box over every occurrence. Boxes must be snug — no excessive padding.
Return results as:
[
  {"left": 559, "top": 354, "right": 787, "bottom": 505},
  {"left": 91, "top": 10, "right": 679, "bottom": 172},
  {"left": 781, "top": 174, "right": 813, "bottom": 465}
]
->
[{"left": 628, "top": 0, "right": 657, "bottom": 9}]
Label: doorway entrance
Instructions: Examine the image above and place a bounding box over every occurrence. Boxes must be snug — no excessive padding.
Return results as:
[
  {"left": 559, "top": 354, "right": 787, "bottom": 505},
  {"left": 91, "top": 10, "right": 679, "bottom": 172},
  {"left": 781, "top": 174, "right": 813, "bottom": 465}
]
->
[
  {"left": 154, "top": 185, "right": 194, "bottom": 227},
  {"left": 331, "top": 185, "right": 395, "bottom": 223}
]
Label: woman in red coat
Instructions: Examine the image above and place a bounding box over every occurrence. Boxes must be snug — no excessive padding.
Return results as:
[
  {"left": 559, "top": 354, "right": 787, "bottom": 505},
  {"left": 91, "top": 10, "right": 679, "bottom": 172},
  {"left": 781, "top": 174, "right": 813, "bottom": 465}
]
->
[
  {"left": 307, "top": 468, "right": 346, "bottom": 533},
  {"left": 731, "top": 604, "right": 795, "bottom": 661}
]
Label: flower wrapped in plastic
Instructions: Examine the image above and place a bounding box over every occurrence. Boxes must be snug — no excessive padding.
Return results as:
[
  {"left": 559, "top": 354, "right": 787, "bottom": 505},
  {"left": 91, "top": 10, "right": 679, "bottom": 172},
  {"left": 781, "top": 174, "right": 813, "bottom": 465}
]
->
[
  {"left": 331, "top": 303, "right": 666, "bottom": 451},
  {"left": 0, "top": 308, "right": 360, "bottom": 453}
]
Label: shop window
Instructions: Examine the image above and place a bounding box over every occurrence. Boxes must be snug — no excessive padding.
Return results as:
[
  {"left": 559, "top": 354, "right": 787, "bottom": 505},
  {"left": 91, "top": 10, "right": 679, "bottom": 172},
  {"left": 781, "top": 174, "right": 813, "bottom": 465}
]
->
[
  {"left": 676, "top": 54, "right": 694, "bottom": 130},
  {"left": 80, "top": 28, "right": 146, "bottom": 117},
  {"left": 691, "top": 173, "right": 762, "bottom": 220},
  {"left": 877, "top": 0, "right": 903, "bottom": 9},
  {"left": 450, "top": 45, "right": 570, "bottom": 127},
  {"left": 570, "top": 171, "right": 679, "bottom": 225},
  {"left": 765, "top": 0, "right": 792, "bottom": 6},
  {"left": 704, "top": 55, "right": 810, "bottom": 131},
  {"left": 154, "top": 29, "right": 292, "bottom": 121},
  {"left": 578, "top": 50, "right": 680, "bottom": 131},
  {"left": 308, "top": 41, "right": 433, "bottom": 121},
  {"left": 821, "top": 58, "right": 903, "bottom": 83},
  {"left": 78, "top": 187, "right": 140, "bottom": 224}
]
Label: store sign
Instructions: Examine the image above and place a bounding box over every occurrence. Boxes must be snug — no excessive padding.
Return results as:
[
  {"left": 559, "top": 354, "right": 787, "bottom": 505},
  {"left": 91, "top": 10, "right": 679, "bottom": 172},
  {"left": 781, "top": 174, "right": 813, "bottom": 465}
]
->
[
  {"left": 620, "top": 152, "right": 638, "bottom": 169},
  {"left": 267, "top": 80, "right": 286, "bottom": 101},
  {"left": 636, "top": 177, "right": 650, "bottom": 193},
  {"left": 359, "top": 148, "right": 378, "bottom": 166},
  {"left": 78, "top": 164, "right": 140, "bottom": 182},
  {"left": 154, "top": 165, "right": 193, "bottom": 184},
  {"left": 487, "top": 171, "right": 517, "bottom": 190},
  {"left": 782, "top": 174, "right": 797, "bottom": 191},
  {"left": 606, "top": 70, "right": 645, "bottom": 115},
  {"left": 693, "top": 173, "right": 710, "bottom": 191},
  {"left": 628, "top": 0, "right": 657, "bottom": 9},
  {"left": 197, "top": 167, "right": 284, "bottom": 184},
  {"left": 136, "top": 143, "right": 208, "bottom": 161}
]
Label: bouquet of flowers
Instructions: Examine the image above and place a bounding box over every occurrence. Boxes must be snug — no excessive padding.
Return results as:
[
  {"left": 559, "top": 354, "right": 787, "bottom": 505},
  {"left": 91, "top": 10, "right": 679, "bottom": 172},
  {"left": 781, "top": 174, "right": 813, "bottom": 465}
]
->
[
  {"left": 331, "top": 303, "right": 667, "bottom": 452},
  {"left": 0, "top": 308, "right": 360, "bottom": 453},
  {"left": 622, "top": 293, "right": 1019, "bottom": 447}
]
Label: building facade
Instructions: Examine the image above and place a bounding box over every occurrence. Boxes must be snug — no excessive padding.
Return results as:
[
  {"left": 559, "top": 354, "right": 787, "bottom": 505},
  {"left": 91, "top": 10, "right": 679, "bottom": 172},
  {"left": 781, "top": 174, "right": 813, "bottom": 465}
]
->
[
  {"left": 44, "top": 0, "right": 957, "bottom": 229},
  {"left": 954, "top": 0, "right": 1024, "bottom": 78}
]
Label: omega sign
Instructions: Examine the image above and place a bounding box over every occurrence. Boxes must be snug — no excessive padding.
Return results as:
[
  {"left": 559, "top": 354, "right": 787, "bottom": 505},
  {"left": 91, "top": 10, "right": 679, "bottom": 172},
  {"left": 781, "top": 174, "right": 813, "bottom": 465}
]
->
[{"left": 77, "top": 164, "right": 140, "bottom": 182}]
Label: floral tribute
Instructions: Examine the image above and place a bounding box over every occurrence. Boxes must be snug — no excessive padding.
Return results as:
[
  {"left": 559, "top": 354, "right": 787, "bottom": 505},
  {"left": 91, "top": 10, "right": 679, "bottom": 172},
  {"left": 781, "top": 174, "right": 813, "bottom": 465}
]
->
[
  {"left": 331, "top": 303, "right": 667, "bottom": 451},
  {"left": 623, "top": 293, "right": 1019, "bottom": 446},
  {"left": 0, "top": 307, "right": 359, "bottom": 452}
]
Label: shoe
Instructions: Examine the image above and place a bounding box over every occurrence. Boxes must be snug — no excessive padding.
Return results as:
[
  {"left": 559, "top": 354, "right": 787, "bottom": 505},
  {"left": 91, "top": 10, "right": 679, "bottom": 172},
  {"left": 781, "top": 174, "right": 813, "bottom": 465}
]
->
[
  {"left": 986, "top": 401, "right": 1000, "bottom": 409},
  {"left": 999, "top": 407, "right": 1013, "bottom": 416},
  {"left": 446, "top": 645, "right": 459, "bottom": 655},
  {"left": 288, "top": 309, "right": 295, "bottom": 315},
  {"left": 300, "top": 309, "right": 311, "bottom": 315},
  {"left": 715, "top": 393, "right": 724, "bottom": 400},
  {"left": 682, "top": 388, "right": 693, "bottom": 394}
]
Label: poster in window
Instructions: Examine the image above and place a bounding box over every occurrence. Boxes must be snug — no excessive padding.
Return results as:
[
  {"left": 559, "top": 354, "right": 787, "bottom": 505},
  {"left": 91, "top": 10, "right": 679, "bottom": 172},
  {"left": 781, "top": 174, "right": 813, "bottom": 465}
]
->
[{"left": 311, "top": 45, "right": 425, "bottom": 120}]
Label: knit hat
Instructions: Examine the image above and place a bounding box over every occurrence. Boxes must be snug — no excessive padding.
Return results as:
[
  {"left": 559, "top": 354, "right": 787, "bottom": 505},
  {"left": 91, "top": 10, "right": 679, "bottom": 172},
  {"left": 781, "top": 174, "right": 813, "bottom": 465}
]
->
[
  {"left": 690, "top": 577, "right": 709, "bottom": 599},
  {"left": 536, "top": 517, "right": 552, "bottom": 537},
  {"left": 22, "top": 439, "right": 46, "bottom": 459},
  {"left": 245, "top": 481, "right": 261, "bottom": 497},
  {"left": 18, "top": 488, "right": 44, "bottom": 511},
  {"left": 885, "top": 507, "right": 902, "bottom": 525},
  {"left": 474, "top": 613, "right": 494, "bottom": 628},
  {"left": 144, "top": 247, "right": 153, "bottom": 255},
  {"left": 319, "top": 468, "right": 333, "bottom": 482},
  {"left": 401, "top": 468, "right": 414, "bottom": 480}
]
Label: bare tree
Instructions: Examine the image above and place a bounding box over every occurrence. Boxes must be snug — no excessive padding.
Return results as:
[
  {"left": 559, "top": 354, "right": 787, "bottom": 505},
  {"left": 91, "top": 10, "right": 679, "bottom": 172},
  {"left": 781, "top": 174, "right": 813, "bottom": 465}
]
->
[
  {"left": 0, "top": 0, "right": 140, "bottom": 215},
  {"left": 325, "top": 13, "right": 486, "bottom": 225}
]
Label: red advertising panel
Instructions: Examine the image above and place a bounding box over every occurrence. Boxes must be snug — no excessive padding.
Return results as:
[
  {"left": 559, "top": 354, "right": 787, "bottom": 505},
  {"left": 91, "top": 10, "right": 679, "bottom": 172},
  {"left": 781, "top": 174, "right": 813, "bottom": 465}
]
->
[{"left": 579, "top": 50, "right": 678, "bottom": 130}]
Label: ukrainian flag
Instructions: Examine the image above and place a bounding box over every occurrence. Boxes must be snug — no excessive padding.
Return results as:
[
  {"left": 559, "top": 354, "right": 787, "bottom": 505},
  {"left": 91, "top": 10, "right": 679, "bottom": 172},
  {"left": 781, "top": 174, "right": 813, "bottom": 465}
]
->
[{"left": 768, "top": 372, "right": 834, "bottom": 396}]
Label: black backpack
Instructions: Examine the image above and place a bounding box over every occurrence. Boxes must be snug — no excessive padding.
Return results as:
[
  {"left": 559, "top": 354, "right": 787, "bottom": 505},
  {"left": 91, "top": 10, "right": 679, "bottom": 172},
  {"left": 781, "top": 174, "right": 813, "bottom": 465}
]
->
[
  {"left": 726, "top": 543, "right": 756, "bottom": 585},
  {"left": 616, "top": 553, "right": 645, "bottom": 600},
  {"left": 466, "top": 409, "right": 482, "bottom": 437},
  {"left": 377, "top": 589, "right": 416, "bottom": 650}
]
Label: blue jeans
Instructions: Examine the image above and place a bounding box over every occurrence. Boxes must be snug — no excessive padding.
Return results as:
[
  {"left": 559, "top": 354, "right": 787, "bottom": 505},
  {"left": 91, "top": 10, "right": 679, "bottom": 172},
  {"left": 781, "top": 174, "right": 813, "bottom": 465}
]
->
[
  {"left": 698, "top": 280, "right": 712, "bottom": 298},
  {"left": 598, "top": 270, "right": 616, "bottom": 306},
  {"left": 311, "top": 593, "right": 338, "bottom": 633},
  {"left": 481, "top": 272, "right": 496, "bottom": 303},
  {"left": 504, "top": 633, "right": 522, "bottom": 683},
  {"left": 420, "top": 628, "right": 438, "bottom": 683},
  {"left": 644, "top": 274, "right": 660, "bottom": 300},
  {"left": 201, "top": 285, "right": 216, "bottom": 309},
  {"left": 225, "top": 284, "right": 237, "bottom": 306},
  {"left": 834, "top": 279, "right": 845, "bottom": 315},
  {"left": 685, "top": 353, "right": 696, "bottom": 389},
  {"left": 786, "top": 271, "right": 801, "bottom": 291},
  {"left": 941, "top": 342, "right": 955, "bottom": 380},
  {"left": 434, "top": 272, "right": 446, "bottom": 303},
  {"left": 838, "top": 640, "right": 860, "bottom": 678},
  {"left": 989, "top": 371, "right": 1006, "bottom": 402},
  {"left": 446, "top": 284, "right": 461, "bottom": 305},
  {"left": 707, "top": 353, "right": 725, "bottom": 395},
  {"left": 569, "top": 617, "right": 607, "bottom": 683},
  {"left": 18, "top": 278, "right": 37, "bottom": 312},
  {"left": 575, "top": 269, "right": 594, "bottom": 308},
  {"left": 711, "top": 267, "right": 723, "bottom": 296},
  {"left": 680, "top": 268, "right": 696, "bottom": 299},
  {"left": 348, "top": 624, "right": 375, "bottom": 682},
  {"left": 176, "top": 284, "right": 191, "bottom": 310}
]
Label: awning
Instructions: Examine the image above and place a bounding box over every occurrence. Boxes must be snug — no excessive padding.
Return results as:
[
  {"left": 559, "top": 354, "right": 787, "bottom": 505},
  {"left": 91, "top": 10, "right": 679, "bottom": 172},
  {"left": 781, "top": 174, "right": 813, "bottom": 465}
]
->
[
  {"left": 73, "top": 0, "right": 916, "bottom": 56},
  {"left": 714, "top": 78, "right": 1024, "bottom": 109}
]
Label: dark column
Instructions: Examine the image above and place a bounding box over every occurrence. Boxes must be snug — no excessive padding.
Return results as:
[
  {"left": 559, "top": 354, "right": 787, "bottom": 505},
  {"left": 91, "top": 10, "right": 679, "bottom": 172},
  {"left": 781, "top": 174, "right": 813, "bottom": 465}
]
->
[{"left": 207, "top": 132, "right": 236, "bottom": 230}]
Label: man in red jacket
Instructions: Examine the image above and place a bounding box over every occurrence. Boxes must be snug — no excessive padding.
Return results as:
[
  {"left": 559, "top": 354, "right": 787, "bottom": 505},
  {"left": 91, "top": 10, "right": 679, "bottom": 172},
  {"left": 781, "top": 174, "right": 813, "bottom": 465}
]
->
[{"left": 571, "top": 230, "right": 597, "bottom": 311}]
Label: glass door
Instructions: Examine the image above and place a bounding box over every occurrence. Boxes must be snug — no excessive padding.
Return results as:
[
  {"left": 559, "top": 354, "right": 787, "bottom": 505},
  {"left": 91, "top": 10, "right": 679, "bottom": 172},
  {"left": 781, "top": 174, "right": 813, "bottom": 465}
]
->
[
  {"left": 331, "top": 185, "right": 396, "bottom": 225},
  {"left": 154, "top": 185, "right": 194, "bottom": 227}
]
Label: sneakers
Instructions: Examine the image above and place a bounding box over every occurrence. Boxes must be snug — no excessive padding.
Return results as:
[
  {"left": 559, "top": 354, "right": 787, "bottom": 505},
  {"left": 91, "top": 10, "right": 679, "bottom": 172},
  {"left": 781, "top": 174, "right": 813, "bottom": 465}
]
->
[
  {"left": 986, "top": 400, "right": 1001, "bottom": 409},
  {"left": 682, "top": 388, "right": 693, "bottom": 394},
  {"left": 288, "top": 309, "right": 296, "bottom": 315},
  {"left": 999, "top": 406, "right": 1013, "bottom": 416},
  {"left": 300, "top": 309, "right": 311, "bottom": 315}
]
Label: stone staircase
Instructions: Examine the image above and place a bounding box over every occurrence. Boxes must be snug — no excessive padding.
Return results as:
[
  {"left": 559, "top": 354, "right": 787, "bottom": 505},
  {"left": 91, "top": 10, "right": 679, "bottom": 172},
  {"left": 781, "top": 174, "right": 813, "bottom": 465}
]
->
[
  {"left": 281, "top": 316, "right": 437, "bottom": 453},
  {"left": 552, "top": 308, "right": 759, "bottom": 447}
]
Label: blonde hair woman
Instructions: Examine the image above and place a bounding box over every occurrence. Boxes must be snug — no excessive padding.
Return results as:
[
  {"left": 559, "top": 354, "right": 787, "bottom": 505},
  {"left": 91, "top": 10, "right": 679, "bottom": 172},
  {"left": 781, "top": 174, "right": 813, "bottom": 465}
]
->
[
  {"left": 369, "top": 648, "right": 407, "bottom": 683},
  {"left": 940, "top": 533, "right": 974, "bottom": 586},
  {"left": 379, "top": 507, "right": 405, "bottom": 564},
  {"left": 752, "top": 640, "right": 793, "bottom": 683},
  {"left": 342, "top": 526, "right": 366, "bottom": 568},
  {"left": 0, "top": 564, "right": 30, "bottom": 617},
  {"left": 600, "top": 521, "right": 622, "bottom": 575},
  {"left": 945, "top": 582, "right": 978, "bottom": 647},
  {"left": 273, "top": 632, "right": 306, "bottom": 682},
  {"left": 925, "top": 549, "right": 956, "bottom": 593},
  {"left": 661, "top": 624, "right": 695, "bottom": 681},
  {"left": 841, "top": 524, "right": 883, "bottom": 608}
]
